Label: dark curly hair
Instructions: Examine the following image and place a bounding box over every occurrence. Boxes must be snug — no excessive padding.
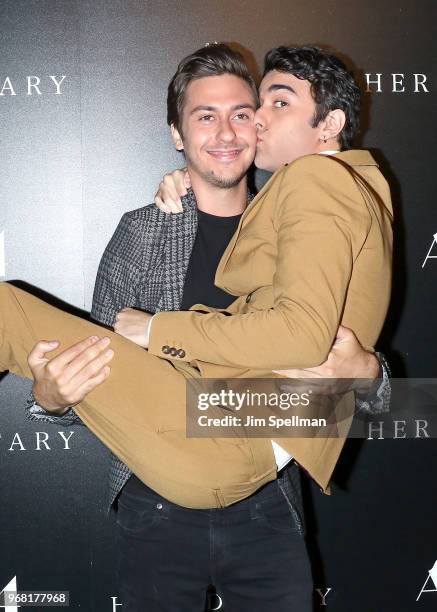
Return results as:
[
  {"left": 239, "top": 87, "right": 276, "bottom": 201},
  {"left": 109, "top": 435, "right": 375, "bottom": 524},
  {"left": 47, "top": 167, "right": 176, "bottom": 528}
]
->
[
  {"left": 263, "top": 46, "right": 360, "bottom": 149},
  {"left": 167, "top": 43, "right": 258, "bottom": 135}
]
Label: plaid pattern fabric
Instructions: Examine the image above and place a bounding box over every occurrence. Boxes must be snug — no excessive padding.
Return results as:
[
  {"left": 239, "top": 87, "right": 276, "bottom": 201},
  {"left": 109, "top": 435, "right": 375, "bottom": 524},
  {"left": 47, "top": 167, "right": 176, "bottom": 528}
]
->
[{"left": 25, "top": 189, "right": 391, "bottom": 516}]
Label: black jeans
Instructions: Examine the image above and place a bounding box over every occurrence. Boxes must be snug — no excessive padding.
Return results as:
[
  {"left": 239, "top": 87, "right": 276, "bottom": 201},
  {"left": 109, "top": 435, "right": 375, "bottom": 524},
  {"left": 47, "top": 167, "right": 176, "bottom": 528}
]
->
[{"left": 116, "top": 474, "right": 313, "bottom": 611}]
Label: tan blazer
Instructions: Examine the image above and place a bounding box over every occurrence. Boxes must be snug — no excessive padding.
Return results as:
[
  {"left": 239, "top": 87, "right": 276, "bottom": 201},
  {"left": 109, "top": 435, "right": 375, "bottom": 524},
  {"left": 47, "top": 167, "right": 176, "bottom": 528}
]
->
[{"left": 149, "top": 150, "right": 393, "bottom": 491}]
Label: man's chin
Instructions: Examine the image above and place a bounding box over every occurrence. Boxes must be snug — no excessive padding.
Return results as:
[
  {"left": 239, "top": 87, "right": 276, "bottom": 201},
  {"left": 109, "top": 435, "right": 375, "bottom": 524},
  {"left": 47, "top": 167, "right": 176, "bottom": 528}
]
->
[{"left": 204, "top": 169, "right": 247, "bottom": 189}]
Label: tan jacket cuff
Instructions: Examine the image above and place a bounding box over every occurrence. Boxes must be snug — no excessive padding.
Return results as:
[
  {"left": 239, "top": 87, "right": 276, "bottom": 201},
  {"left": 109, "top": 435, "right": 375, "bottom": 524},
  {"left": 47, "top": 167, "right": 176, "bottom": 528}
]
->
[{"left": 148, "top": 311, "right": 192, "bottom": 361}]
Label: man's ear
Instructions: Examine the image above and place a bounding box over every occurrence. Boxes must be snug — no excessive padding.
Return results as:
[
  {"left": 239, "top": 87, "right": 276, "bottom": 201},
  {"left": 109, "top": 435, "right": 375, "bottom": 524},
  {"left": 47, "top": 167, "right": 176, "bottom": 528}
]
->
[
  {"left": 320, "top": 109, "right": 346, "bottom": 143},
  {"left": 171, "top": 124, "right": 184, "bottom": 151}
]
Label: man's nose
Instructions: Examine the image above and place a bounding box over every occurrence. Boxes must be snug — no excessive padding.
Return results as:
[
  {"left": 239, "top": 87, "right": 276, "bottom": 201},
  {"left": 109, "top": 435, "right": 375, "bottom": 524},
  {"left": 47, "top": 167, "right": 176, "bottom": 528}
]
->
[{"left": 217, "top": 118, "right": 236, "bottom": 142}]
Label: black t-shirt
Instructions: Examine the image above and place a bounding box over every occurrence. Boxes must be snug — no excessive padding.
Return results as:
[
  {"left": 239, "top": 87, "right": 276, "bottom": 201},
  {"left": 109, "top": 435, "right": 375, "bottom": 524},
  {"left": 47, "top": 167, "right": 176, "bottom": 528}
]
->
[{"left": 180, "top": 208, "right": 242, "bottom": 311}]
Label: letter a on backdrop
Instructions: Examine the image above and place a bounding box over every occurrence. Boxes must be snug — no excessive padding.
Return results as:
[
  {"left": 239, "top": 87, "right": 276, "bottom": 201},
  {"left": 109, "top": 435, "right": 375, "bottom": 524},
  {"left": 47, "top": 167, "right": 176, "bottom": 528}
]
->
[
  {"left": 416, "top": 560, "right": 437, "bottom": 601},
  {"left": 0, "top": 575, "right": 18, "bottom": 611},
  {"left": 422, "top": 233, "right": 437, "bottom": 268}
]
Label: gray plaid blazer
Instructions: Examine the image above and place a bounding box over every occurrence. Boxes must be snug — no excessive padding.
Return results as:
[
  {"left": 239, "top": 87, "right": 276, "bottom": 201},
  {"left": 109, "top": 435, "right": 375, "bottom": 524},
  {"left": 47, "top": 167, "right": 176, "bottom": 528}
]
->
[{"left": 26, "top": 190, "right": 390, "bottom": 525}]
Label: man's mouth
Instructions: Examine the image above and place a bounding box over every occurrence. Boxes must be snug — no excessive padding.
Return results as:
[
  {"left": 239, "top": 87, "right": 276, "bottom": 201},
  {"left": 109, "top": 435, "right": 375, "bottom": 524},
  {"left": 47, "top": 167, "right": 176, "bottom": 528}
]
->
[{"left": 207, "top": 149, "right": 243, "bottom": 162}]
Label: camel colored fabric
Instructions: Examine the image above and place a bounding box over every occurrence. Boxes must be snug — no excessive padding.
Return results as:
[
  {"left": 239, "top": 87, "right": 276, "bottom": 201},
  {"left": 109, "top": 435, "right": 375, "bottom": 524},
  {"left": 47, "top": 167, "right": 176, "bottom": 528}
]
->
[{"left": 148, "top": 151, "right": 393, "bottom": 492}]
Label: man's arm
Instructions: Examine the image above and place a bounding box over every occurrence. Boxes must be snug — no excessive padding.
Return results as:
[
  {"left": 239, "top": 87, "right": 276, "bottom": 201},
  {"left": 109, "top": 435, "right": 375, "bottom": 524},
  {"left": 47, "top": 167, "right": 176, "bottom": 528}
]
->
[
  {"left": 148, "top": 157, "right": 375, "bottom": 370},
  {"left": 90, "top": 211, "right": 143, "bottom": 326},
  {"left": 355, "top": 351, "right": 391, "bottom": 414},
  {"left": 25, "top": 389, "right": 82, "bottom": 426},
  {"left": 275, "top": 326, "right": 391, "bottom": 414}
]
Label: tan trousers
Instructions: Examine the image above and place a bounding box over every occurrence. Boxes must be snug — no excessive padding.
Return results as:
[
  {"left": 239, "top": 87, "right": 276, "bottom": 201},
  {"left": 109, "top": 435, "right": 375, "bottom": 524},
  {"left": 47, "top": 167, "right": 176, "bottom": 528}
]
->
[{"left": 0, "top": 282, "right": 276, "bottom": 508}]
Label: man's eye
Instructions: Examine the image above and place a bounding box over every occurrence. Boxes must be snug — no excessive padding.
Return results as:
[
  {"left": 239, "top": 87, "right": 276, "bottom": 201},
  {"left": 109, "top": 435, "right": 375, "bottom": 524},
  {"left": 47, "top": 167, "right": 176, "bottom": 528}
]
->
[
  {"left": 199, "top": 115, "right": 214, "bottom": 121},
  {"left": 235, "top": 112, "right": 250, "bottom": 120},
  {"left": 273, "top": 100, "right": 288, "bottom": 108}
]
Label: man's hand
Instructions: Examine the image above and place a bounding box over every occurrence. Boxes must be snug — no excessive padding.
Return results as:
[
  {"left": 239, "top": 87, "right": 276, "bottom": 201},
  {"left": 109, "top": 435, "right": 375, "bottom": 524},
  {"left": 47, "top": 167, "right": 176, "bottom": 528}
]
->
[
  {"left": 154, "top": 168, "right": 191, "bottom": 214},
  {"left": 273, "top": 325, "right": 380, "bottom": 395},
  {"left": 114, "top": 308, "right": 153, "bottom": 348},
  {"left": 28, "top": 336, "right": 114, "bottom": 414}
]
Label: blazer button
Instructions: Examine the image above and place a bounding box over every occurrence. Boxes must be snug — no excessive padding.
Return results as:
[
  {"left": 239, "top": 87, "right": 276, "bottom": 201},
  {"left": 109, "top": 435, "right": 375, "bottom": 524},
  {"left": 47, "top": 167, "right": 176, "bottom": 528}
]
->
[
  {"left": 162, "top": 345, "right": 171, "bottom": 354},
  {"left": 177, "top": 349, "right": 186, "bottom": 358},
  {"left": 245, "top": 293, "right": 251, "bottom": 303},
  {"left": 170, "top": 347, "right": 178, "bottom": 356}
]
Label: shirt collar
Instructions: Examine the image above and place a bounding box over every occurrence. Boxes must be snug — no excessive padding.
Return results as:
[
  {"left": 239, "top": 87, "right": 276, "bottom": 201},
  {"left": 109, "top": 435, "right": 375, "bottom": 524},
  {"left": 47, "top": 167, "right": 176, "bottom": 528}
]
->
[
  {"left": 318, "top": 150, "right": 340, "bottom": 155},
  {"left": 181, "top": 188, "right": 254, "bottom": 213}
]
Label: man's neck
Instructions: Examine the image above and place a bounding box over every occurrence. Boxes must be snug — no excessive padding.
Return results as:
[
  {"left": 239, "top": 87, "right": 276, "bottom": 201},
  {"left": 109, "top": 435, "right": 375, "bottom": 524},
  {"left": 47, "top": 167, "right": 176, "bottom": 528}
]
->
[
  {"left": 190, "top": 173, "right": 248, "bottom": 217},
  {"left": 314, "top": 137, "right": 341, "bottom": 156}
]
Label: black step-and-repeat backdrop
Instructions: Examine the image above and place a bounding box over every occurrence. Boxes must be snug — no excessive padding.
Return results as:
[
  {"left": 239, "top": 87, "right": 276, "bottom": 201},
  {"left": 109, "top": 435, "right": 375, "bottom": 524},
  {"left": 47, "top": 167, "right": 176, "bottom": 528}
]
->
[{"left": 1, "top": 1, "right": 436, "bottom": 610}]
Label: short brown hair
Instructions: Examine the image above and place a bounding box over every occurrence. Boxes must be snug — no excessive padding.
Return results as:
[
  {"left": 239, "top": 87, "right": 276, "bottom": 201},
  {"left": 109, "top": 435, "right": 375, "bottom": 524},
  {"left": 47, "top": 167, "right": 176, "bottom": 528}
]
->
[{"left": 167, "top": 43, "right": 257, "bottom": 134}]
